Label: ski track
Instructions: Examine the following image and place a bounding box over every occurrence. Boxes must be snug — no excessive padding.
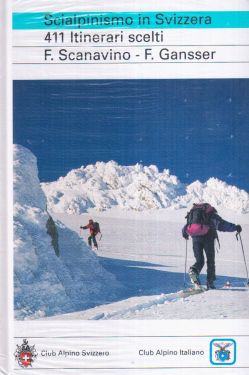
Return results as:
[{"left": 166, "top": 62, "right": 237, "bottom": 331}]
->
[
  {"left": 44, "top": 286, "right": 249, "bottom": 320},
  {"left": 89, "top": 289, "right": 205, "bottom": 320}
]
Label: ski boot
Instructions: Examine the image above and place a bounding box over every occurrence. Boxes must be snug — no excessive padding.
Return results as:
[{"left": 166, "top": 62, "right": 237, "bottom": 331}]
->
[
  {"left": 189, "top": 267, "right": 201, "bottom": 289},
  {"left": 207, "top": 281, "right": 216, "bottom": 290}
]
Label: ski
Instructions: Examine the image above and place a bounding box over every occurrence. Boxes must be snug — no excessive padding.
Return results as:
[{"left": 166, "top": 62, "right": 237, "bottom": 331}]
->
[
  {"left": 181, "top": 286, "right": 206, "bottom": 297},
  {"left": 181, "top": 285, "right": 249, "bottom": 296}
]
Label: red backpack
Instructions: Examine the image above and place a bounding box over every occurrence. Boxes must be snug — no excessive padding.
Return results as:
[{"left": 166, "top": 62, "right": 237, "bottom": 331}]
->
[{"left": 185, "top": 203, "right": 216, "bottom": 237}]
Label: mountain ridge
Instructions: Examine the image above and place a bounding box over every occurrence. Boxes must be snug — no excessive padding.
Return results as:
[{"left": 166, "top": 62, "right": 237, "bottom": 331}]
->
[{"left": 41, "top": 160, "right": 249, "bottom": 214}]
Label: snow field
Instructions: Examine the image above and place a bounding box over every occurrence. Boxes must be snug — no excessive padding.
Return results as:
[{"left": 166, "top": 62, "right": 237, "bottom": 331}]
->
[{"left": 51, "top": 209, "right": 249, "bottom": 319}]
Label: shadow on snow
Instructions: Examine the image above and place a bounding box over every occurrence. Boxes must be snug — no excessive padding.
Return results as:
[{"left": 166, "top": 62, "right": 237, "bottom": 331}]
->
[{"left": 99, "top": 256, "right": 247, "bottom": 301}]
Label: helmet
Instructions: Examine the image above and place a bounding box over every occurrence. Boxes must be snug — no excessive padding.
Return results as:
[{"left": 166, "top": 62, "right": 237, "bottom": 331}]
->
[{"left": 89, "top": 219, "right": 93, "bottom": 224}]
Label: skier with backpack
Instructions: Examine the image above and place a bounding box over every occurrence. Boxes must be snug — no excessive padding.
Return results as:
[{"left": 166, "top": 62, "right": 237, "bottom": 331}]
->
[
  {"left": 80, "top": 219, "right": 101, "bottom": 250},
  {"left": 182, "top": 203, "right": 242, "bottom": 290}
]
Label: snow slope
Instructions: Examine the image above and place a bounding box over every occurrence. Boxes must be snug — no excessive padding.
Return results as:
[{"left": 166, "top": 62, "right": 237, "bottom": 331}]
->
[
  {"left": 41, "top": 161, "right": 249, "bottom": 214},
  {"left": 14, "top": 145, "right": 122, "bottom": 320},
  {"left": 45, "top": 209, "right": 249, "bottom": 320},
  {"left": 46, "top": 286, "right": 249, "bottom": 320}
]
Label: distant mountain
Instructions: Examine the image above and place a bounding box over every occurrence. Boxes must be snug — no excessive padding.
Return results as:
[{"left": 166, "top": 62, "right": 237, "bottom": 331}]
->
[
  {"left": 41, "top": 160, "right": 249, "bottom": 214},
  {"left": 174, "top": 178, "right": 249, "bottom": 213},
  {"left": 14, "top": 145, "right": 122, "bottom": 319}
]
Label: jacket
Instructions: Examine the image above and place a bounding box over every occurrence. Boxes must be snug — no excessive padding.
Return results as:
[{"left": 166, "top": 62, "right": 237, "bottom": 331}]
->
[{"left": 82, "top": 223, "right": 95, "bottom": 235}]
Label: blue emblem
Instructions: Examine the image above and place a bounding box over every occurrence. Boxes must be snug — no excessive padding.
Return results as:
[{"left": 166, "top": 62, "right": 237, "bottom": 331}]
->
[
  {"left": 217, "top": 349, "right": 229, "bottom": 362},
  {"left": 210, "top": 339, "right": 236, "bottom": 365}
]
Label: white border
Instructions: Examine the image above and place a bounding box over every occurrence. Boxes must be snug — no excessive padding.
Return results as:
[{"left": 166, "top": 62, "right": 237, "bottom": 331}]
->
[
  {"left": 12, "top": 0, "right": 249, "bottom": 12},
  {"left": 0, "top": 0, "right": 13, "bottom": 373},
  {"left": 5, "top": 0, "right": 249, "bottom": 373}
]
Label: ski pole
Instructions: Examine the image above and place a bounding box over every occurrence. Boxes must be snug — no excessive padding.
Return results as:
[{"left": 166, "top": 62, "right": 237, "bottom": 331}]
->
[
  {"left": 236, "top": 232, "right": 249, "bottom": 285},
  {"left": 184, "top": 239, "right": 188, "bottom": 288}
]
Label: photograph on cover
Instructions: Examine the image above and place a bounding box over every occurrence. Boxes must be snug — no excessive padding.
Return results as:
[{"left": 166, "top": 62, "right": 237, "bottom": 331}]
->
[{"left": 13, "top": 79, "right": 249, "bottom": 320}]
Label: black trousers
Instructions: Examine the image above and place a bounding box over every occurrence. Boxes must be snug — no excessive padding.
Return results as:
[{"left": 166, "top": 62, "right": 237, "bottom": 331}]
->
[
  {"left": 191, "top": 232, "right": 216, "bottom": 282},
  {"left": 88, "top": 234, "right": 98, "bottom": 248}
]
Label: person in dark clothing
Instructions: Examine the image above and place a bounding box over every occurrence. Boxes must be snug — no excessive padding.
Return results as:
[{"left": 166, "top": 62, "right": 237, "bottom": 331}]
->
[
  {"left": 80, "top": 219, "right": 101, "bottom": 249},
  {"left": 182, "top": 203, "right": 242, "bottom": 289}
]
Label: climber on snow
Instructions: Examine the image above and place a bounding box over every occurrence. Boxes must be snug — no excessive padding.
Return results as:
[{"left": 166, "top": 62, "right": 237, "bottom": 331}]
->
[
  {"left": 182, "top": 203, "right": 242, "bottom": 290},
  {"left": 80, "top": 219, "right": 101, "bottom": 250}
]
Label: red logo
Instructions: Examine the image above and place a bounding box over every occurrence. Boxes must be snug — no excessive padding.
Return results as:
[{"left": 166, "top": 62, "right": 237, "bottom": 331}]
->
[
  {"left": 14, "top": 339, "right": 37, "bottom": 368},
  {"left": 20, "top": 351, "right": 32, "bottom": 367}
]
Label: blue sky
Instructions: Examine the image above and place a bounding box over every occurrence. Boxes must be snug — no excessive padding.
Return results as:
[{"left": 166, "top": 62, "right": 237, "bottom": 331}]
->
[{"left": 14, "top": 79, "right": 249, "bottom": 190}]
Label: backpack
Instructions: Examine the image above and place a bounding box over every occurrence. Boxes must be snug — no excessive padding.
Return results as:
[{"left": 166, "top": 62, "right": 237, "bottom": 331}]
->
[
  {"left": 185, "top": 203, "right": 216, "bottom": 237},
  {"left": 92, "top": 222, "right": 100, "bottom": 235}
]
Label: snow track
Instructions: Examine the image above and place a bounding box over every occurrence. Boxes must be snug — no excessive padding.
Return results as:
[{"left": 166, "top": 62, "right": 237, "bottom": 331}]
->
[
  {"left": 88, "top": 289, "right": 205, "bottom": 320},
  {"left": 44, "top": 288, "right": 205, "bottom": 320},
  {"left": 44, "top": 285, "right": 249, "bottom": 320}
]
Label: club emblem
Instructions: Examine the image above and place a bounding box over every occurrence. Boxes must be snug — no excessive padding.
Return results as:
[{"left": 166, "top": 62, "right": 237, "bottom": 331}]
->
[
  {"left": 214, "top": 342, "right": 232, "bottom": 362},
  {"left": 210, "top": 339, "right": 236, "bottom": 365},
  {"left": 14, "top": 339, "right": 38, "bottom": 368}
]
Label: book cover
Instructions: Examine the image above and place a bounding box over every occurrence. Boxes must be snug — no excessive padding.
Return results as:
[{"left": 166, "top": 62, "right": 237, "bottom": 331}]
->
[{"left": 2, "top": 0, "right": 249, "bottom": 373}]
